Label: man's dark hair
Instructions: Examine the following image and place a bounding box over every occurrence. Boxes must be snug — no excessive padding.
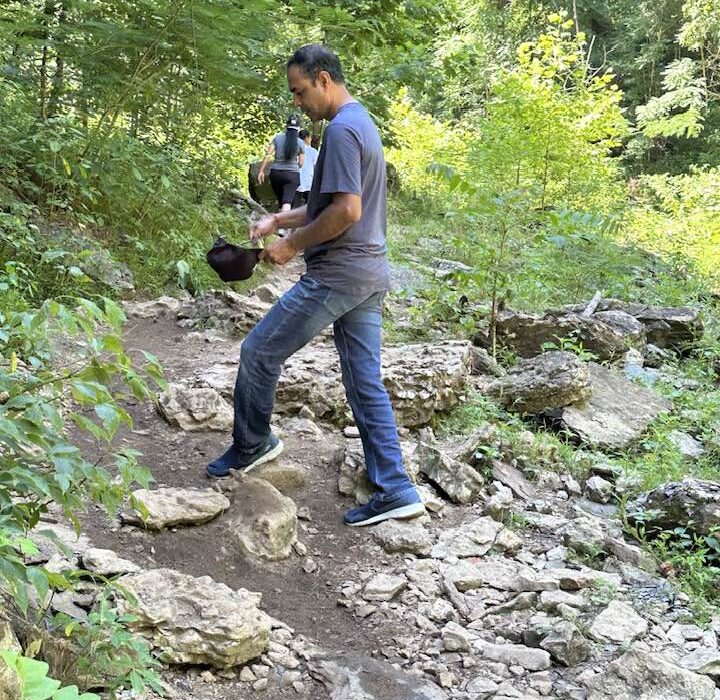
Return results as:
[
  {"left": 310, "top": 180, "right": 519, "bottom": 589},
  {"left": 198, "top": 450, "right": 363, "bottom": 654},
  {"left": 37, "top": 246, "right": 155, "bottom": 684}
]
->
[
  {"left": 299, "top": 129, "right": 310, "bottom": 140},
  {"left": 287, "top": 44, "right": 345, "bottom": 85}
]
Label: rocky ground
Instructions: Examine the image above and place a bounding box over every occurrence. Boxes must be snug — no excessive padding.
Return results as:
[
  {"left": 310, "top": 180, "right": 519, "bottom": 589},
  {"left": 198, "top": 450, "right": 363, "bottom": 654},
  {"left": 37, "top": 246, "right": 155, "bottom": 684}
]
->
[{"left": 29, "top": 257, "right": 720, "bottom": 700}]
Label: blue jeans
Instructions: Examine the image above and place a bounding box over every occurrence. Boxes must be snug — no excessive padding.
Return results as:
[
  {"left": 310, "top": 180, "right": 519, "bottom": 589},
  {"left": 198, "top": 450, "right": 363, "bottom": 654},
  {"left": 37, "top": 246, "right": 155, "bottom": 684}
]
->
[{"left": 232, "top": 275, "right": 415, "bottom": 500}]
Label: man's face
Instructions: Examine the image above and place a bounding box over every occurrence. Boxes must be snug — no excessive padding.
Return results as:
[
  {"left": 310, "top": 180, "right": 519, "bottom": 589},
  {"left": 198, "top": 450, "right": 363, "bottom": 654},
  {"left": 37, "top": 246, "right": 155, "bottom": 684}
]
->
[{"left": 288, "top": 65, "right": 329, "bottom": 122}]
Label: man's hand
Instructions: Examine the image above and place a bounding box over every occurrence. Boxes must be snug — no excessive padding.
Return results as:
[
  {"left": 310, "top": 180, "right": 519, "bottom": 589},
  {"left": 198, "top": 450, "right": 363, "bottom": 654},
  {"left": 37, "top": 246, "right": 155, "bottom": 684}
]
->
[
  {"left": 258, "top": 170, "right": 266, "bottom": 185},
  {"left": 250, "top": 214, "right": 277, "bottom": 243},
  {"left": 260, "top": 237, "right": 298, "bottom": 265}
]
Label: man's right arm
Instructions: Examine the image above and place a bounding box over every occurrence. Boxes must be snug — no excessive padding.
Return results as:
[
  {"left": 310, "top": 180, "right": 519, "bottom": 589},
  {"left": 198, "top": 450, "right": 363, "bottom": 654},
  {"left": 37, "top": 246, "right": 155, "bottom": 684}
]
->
[{"left": 250, "top": 206, "right": 307, "bottom": 242}]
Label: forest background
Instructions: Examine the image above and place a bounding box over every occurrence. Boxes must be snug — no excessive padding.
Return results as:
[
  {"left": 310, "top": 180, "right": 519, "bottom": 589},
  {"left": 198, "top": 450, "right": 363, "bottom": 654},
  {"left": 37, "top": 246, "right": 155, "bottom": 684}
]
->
[{"left": 1, "top": 0, "right": 720, "bottom": 697}]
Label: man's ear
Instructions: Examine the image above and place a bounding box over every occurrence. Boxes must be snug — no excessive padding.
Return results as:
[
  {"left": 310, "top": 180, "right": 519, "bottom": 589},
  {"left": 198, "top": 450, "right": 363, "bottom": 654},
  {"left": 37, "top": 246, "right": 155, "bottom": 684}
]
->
[{"left": 318, "top": 70, "right": 332, "bottom": 89}]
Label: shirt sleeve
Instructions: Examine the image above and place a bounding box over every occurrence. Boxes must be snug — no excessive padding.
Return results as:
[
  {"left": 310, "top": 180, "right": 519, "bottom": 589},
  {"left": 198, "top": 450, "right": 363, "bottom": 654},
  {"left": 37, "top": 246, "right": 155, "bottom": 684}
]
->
[
  {"left": 298, "top": 141, "right": 305, "bottom": 154},
  {"left": 319, "top": 124, "right": 362, "bottom": 196}
]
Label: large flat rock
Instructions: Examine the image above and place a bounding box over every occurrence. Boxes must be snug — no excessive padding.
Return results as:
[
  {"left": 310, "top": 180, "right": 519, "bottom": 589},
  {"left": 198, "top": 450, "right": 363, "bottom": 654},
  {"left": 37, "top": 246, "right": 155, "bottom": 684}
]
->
[
  {"left": 186, "top": 340, "right": 474, "bottom": 428},
  {"left": 552, "top": 362, "right": 670, "bottom": 449},
  {"left": 123, "top": 488, "right": 230, "bottom": 530}
]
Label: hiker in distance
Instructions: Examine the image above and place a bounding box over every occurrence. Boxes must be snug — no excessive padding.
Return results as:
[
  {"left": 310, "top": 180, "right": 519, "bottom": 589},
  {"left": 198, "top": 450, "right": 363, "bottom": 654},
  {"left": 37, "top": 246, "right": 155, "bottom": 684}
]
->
[
  {"left": 258, "top": 114, "right": 305, "bottom": 214},
  {"left": 206, "top": 43, "right": 425, "bottom": 527}
]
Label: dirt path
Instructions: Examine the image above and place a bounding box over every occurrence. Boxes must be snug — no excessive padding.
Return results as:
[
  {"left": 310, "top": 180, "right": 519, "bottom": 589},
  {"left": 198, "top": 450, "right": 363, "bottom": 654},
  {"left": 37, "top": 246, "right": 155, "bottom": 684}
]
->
[{"left": 80, "top": 262, "right": 466, "bottom": 699}]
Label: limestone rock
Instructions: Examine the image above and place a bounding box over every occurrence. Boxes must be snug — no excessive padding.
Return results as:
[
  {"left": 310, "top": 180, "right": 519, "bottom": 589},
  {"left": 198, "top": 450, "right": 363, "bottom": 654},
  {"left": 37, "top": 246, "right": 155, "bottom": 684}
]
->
[
  {"left": 416, "top": 443, "right": 484, "bottom": 504},
  {"left": 178, "top": 290, "right": 271, "bottom": 335},
  {"left": 431, "top": 516, "right": 505, "bottom": 559},
  {"left": 494, "top": 309, "right": 627, "bottom": 361},
  {"left": 372, "top": 520, "right": 433, "bottom": 557},
  {"left": 248, "top": 160, "right": 280, "bottom": 211},
  {"left": 123, "top": 295, "right": 183, "bottom": 319},
  {"left": 473, "top": 639, "right": 552, "bottom": 671},
  {"left": 668, "top": 430, "right": 704, "bottom": 459},
  {"left": 82, "top": 548, "right": 140, "bottom": 576},
  {"left": 123, "top": 488, "right": 230, "bottom": 530},
  {"left": 443, "top": 556, "right": 558, "bottom": 593},
  {"left": 585, "top": 475, "right": 613, "bottom": 503},
  {"left": 540, "top": 620, "right": 590, "bottom": 666},
  {"left": 488, "top": 351, "right": 591, "bottom": 413},
  {"left": 551, "top": 363, "right": 671, "bottom": 449},
  {"left": 276, "top": 340, "right": 474, "bottom": 427},
  {"left": 585, "top": 647, "right": 715, "bottom": 700},
  {"left": 590, "top": 600, "right": 648, "bottom": 643},
  {"left": 627, "top": 478, "right": 720, "bottom": 535},
  {"left": 679, "top": 647, "right": 720, "bottom": 678},
  {"left": 226, "top": 476, "right": 297, "bottom": 561},
  {"left": 593, "top": 310, "right": 646, "bottom": 346},
  {"left": 363, "top": 573, "right": 407, "bottom": 602},
  {"left": 632, "top": 305, "right": 704, "bottom": 350},
  {"left": 441, "top": 622, "right": 478, "bottom": 652},
  {"left": 117, "top": 568, "right": 272, "bottom": 668},
  {"left": 564, "top": 299, "right": 704, "bottom": 351},
  {"left": 485, "top": 483, "right": 514, "bottom": 521},
  {"left": 252, "top": 460, "right": 306, "bottom": 493},
  {"left": 338, "top": 440, "right": 374, "bottom": 505},
  {"left": 157, "top": 383, "right": 233, "bottom": 432},
  {"left": 308, "top": 652, "right": 448, "bottom": 700}
]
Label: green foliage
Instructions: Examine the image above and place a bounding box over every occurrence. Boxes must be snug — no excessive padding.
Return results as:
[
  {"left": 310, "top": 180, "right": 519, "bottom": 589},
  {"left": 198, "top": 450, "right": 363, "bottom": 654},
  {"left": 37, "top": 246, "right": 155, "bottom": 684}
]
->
[
  {"left": 0, "top": 651, "right": 98, "bottom": 700},
  {"left": 624, "top": 168, "right": 720, "bottom": 289},
  {"left": 636, "top": 58, "right": 707, "bottom": 139},
  {"left": 57, "top": 587, "right": 162, "bottom": 695},
  {"left": 650, "top": 527, "right": 720, "bottom": 624},
  {"left": 0, "top": 294, "right": 162, "bottom": 609}
]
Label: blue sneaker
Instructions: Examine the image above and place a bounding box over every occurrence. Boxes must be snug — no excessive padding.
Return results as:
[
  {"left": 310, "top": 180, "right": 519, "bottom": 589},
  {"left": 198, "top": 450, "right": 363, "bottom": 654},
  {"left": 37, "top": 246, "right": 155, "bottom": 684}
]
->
[
  {"left": 206, "top": 435, "right": 284, "bottom": 478},
  {"left": 344, "top": 489, "right": 426, "bottom": 527}
]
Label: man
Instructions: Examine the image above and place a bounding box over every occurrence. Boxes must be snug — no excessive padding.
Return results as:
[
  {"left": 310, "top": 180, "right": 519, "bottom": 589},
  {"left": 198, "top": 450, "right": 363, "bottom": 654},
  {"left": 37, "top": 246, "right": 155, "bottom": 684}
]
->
[
  {"left": 207, "top": 44, "right": 424, "bottom": 527},
  {"left": 296, "top": 128, "right": 319, "bottom": 205}
]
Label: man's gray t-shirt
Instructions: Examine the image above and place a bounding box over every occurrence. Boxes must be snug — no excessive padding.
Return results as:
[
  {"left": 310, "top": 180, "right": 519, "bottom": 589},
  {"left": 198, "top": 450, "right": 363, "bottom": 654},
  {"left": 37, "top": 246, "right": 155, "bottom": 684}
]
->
[
  {"left": 271, "top": 133, "right": 304, "bottom": 172},
  {"left": 305, "top": 102, "right": 390, "bottom": 295}
]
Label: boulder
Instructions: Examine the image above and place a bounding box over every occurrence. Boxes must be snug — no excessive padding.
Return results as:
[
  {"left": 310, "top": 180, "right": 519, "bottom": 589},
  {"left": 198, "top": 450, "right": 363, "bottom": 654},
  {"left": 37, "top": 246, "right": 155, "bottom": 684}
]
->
[
  {"left": 633, "top": 305, "right": 704, "bottom": 350},
  {"left": 627, "top": 478, "right": 720, "bottom": 535},
  {"left": 550, "top": 362, "right": 671, "bottom": 449},
  {"left": 564, "top": 299, "right": 704, "bottom": 351},
  {"left": 117, "top": 568, "right": 271, "bottom": 668},
  {"left": 540, "top": 620, "right": 590, "bottom": 666},
  {"left": 177, "top": 290, "right": 271, "bottom": 335},
  {"left": 248, "top": 160, "right": 278, "bottom": 211},
  {"left": 192, "top": 340, "right": 473, "bottom": 428},
  {"left": 585, "top": 647, "right": 715, "bottom": 699},
  {"left": 593, "top": 310, "right": 646, "bottom": 346},
  {"left": 308, "top": 652, "right": 448, "bottom": 700},
  {"left": 487, "top": 350, "right": 591, "bottom": 413},
  {"left": 157, "top": 383, "right": 233, "bottom": 432},
  {"left": 123, "top": 488, "right": 230, "bottom": 530},
  {"left": 590, "top": 600, "right": 648, "bottom": 643},
  {"left": 123, "top": 295, "right": 184, "bottom": 319},
  {"left": 493, "top": 309, "right": 627, "bottom": 361},
  {"left": 416, "top": 443, "right": 484, "bottom": 504},
  {"left": 225, "top": 476, "right": 297, "bottom": 560}
]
